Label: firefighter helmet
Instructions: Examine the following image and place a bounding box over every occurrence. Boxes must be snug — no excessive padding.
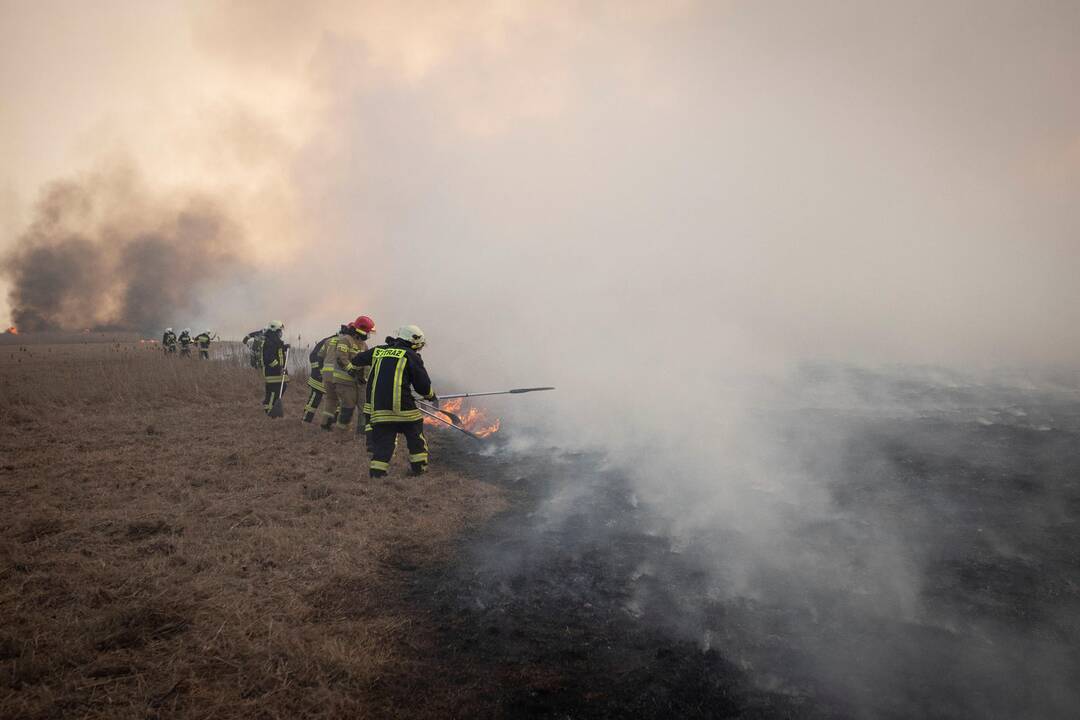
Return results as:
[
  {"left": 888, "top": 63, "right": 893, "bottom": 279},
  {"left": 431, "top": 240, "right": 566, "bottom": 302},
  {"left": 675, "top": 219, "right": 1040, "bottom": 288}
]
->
[
  {"left": 396, "top": 324, "right": 426, "bottom": 349},
  {"left": 165, "top": 327, "right": 173, "bottom": 333},
  {"left": 350, "top": 315, "right": 375, "bottom": 333},
  {"left": 267, "top": 321, "right": 284, "bottom": 332},
  {"left": 182, "top": 328, "right": 191, "bottom": 334}
]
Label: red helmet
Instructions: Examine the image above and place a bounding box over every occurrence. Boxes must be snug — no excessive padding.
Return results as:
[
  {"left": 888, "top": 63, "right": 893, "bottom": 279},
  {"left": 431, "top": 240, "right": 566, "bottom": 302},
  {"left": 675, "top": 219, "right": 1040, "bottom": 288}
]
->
[{"left": 349, "top": 315, "right": 375, "bottom": 333}]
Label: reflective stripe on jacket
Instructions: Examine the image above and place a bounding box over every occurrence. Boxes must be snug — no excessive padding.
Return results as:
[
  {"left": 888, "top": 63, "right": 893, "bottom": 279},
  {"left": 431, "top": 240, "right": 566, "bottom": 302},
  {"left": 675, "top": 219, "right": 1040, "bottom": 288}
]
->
[
  {"left": 352, "top": 338, "right": 434, "bottom": 424},
  {"left": 262, "top": 333, "right": 288, "bottom": 383},
  {"left": 321, "top": 332, "right": 368, "bottom": 384}
]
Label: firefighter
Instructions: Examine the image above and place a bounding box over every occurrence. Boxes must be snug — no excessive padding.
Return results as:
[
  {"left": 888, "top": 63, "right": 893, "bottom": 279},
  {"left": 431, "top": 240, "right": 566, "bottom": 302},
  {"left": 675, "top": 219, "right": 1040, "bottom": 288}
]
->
[
  {"left": 178, "top": 328, "right": 193, "bottom": 357},
  {"left": 319, "top": 316, "right": 375, "bottom": 432},
  {"left": 195, "top": 329, "right": 213, "bottom": 359},
  {"left": 302, "top": 331, "right": 335, "bottom": 423},
  {"left": 262, "top": 321, "right": 289, "bottom": 415},
  {"left": 162, "top": 327, "right": 177, "bottom": 354},
  {"left": 242, "top": 327, "right": 266, "bottom": 369},
  {"left": 350, "top": 325, "right": 436, "bottom": 477}
]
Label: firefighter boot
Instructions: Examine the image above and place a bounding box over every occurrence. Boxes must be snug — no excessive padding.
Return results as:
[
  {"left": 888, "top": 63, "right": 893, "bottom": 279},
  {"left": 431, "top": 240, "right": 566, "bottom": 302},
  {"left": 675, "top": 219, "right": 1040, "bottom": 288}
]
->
[{"left": 337, "top": 406, "right": 355, "bottom": 430}]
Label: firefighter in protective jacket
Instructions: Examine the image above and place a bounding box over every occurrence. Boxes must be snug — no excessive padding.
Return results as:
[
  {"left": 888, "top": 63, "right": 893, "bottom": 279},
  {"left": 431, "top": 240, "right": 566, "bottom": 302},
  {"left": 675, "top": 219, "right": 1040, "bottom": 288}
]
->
[
  {"left": 195, "top": 330, "right": 213, "bottom": 359},
  {"left": 178, "top": 329, "right": 193, "bottom": 357},
  {"left": 350, "top": 324, "right": 436, "bottom": 477},
  {"left": 242, "top": 328, "right": 266, "bottom": 369},
  {"left": 302, "top": 333, "right": 335, "bottom": 423},
  {"left": 162, "top": 328, "right": 177, "bottom": 354},
  {"left": 319, "top": 316, "right": 375, "bottom": 431},
  {"left": 261, "top": 321, "right": 289, "bottom": 415}
]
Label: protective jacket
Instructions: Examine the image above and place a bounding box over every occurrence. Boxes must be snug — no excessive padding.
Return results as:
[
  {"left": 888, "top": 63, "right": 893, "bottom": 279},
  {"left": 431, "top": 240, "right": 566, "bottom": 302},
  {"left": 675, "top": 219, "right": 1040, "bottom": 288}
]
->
[
  {"left": 179, "top": 331, "right": 192, "bottom": 347},
  {"left": 195, "top": 332, "right": 211, "bottom": 349},
  {"left": 321, "top": 328, "right": 369, "bottom": 385},
  {"left": 308, "top": 334, "right": 334, "bottom": 392},
  {"left": 243, "top": 329, "right": 266, "bottom": 368},
  {"left": 262, "top": 331, "right": 289, "bottom": 384},
  {"left": 162, "top": 331, "right": 177, "bottom": 348},
  {"left": 353, "top": 337, "right": 435, "bottom": 424}
]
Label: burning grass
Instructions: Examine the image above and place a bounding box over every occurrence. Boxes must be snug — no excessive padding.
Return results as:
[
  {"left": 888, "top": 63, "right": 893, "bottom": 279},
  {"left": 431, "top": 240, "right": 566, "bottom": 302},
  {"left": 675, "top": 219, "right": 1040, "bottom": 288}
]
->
[
  {"left": 0, "top": 342, "right": 507, "bottom": 718},
  {"left": 424, "top": 398, "right": 501, "bottom": 438}
]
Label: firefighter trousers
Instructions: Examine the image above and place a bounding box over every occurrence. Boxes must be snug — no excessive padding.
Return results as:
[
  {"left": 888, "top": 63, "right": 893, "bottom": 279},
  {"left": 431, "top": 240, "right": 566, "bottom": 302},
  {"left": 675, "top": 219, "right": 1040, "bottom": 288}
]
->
[
  {"left": 263, "top": 379, "right": 288, "bottom": 414},
  {"left": 358, "top": 411, "right": 373, "bottom": 452},
  {"left": 321, "top": 379, "right": 360, "bottom": 430},
  {"left": 369, "top": 421, "right": 428, "bottom": 477},
  {"left": 302, "top": 372, "right": 328, "bottom": 423},
  {"left": 303, "top": 387, "right": 325, "bottom": 422}
]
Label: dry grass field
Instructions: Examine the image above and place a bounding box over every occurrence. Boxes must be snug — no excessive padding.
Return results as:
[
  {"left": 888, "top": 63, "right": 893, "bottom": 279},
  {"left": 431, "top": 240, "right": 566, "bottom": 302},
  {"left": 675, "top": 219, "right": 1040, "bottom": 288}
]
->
[
  {"left": 0, "top": 338, "right": 507, "bottom": 719},
  {"left": 8, "top": 340, "right": 1076, "bottom": 719}
]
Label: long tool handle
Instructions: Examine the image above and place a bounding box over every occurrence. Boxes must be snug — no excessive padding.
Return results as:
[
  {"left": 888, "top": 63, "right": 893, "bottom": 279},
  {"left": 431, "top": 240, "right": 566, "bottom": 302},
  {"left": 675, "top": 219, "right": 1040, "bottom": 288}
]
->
[
  {"left": 417, "top": 405, "right": 483, "bottom": 440},
  {"left": 279, "top": 347, "right": 290, "bottom": 394},
  {"left": 439, "top": 387, "right": 554, "bottom": 400}
]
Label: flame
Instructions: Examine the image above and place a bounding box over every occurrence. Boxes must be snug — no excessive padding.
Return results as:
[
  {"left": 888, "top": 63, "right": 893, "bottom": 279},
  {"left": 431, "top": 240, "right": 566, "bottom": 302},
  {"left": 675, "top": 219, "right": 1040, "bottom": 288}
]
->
[
  {"left": 424, "top": 398, "right": 501, "bottom": 437},
  {"left": 4, "top": 326, "right": 17, "bottom": 335}
]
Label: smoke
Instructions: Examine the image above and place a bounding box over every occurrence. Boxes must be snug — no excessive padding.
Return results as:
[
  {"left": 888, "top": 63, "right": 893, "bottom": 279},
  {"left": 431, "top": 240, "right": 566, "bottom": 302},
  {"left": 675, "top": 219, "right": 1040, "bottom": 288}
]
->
[
  {"left": 4, "top": 0, "right": 1080, "bottom": 713},
  {"left": 2, "top": 166, "right": 246, "bottom": 333},
  {"left": 274, "top": 3, "right": 1080, "bottom": 714}
]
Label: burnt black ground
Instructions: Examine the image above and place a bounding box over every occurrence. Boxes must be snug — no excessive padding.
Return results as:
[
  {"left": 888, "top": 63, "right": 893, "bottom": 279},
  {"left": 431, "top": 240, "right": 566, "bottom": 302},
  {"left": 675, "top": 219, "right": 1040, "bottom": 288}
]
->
[
  {"left": 408, "top": 372, "right": 1080, "bottom": 719},
  {"left": 413, "top": 451, "right": 824, "bottom": 719}
]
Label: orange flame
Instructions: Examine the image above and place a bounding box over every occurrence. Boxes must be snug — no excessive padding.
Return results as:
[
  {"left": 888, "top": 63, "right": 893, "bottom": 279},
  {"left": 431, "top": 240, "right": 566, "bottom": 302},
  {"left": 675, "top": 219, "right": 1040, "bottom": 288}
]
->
[
  {"left": 4, "top": 326, "right": 17, "bottom": 335},
  {"left": 424, "top": 398, "right": 501, "bottom": 437}
]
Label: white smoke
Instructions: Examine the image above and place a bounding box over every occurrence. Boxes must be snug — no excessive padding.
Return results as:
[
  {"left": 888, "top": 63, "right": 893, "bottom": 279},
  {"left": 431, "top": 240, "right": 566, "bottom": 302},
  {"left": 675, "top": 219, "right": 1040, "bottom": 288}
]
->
[{"left": 4, "top": 1, "right": 1080, "bottom": 711}]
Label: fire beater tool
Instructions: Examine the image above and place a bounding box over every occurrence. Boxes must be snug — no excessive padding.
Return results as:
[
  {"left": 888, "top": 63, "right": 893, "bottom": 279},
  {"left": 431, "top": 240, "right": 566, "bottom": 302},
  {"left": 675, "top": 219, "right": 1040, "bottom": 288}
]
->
[
  {"left": 268, "top": 347, "right": 290, "bottom": 418},
  {"left": 416, "top": 400, "right": 465, "bottom": 426},
  {"left": 417, "top": 404, "right": 483, "bottom": 440},
  {"left": 438, "top": 387, "right": 555, "bottom": 400},
  {"left": 417, "top": 387, "right": 554, "bottom": 427}
]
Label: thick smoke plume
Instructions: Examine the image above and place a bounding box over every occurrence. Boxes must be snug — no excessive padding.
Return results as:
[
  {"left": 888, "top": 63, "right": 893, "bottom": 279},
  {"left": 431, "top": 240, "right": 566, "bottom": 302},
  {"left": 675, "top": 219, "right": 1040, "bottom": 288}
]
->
[{"left": 2, "top": 167, "right": 246, "bottom": 333}]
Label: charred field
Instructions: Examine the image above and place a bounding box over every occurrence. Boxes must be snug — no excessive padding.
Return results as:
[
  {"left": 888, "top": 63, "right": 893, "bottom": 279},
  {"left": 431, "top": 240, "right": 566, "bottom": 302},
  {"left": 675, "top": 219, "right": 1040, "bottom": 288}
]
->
[
  {"left": 2, "top": 342, "right": 1079, "bottom": 719},
  {"left": 412, "top": 368, "right": 1080, "bottom": 719}
]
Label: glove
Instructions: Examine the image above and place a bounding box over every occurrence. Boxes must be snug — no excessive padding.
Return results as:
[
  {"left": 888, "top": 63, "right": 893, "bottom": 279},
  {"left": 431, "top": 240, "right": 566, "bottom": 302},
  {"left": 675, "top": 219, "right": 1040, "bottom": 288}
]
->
[{"left": 426, "top": 393, "right": 439, "bottom": 409}]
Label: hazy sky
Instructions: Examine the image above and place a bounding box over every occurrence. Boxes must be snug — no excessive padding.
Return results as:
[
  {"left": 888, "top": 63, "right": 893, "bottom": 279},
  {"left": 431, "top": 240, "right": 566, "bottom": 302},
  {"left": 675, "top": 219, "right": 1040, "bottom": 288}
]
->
[{"left": 2, "top": 0, "right": 1079, "bottom": 369}]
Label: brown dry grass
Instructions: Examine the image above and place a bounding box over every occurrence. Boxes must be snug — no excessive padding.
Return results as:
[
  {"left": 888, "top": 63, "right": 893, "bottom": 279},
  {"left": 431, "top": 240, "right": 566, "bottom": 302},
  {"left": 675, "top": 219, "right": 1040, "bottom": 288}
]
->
[{"left": 0, "top": 340, "right": 507, "bottom": 719}]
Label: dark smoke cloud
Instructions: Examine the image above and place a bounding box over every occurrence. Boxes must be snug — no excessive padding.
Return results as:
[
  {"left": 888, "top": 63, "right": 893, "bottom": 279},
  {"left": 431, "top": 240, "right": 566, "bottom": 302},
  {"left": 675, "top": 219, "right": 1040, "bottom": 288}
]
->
[{"left": 2, "top": 167, "right": 246, "bottom": 333}]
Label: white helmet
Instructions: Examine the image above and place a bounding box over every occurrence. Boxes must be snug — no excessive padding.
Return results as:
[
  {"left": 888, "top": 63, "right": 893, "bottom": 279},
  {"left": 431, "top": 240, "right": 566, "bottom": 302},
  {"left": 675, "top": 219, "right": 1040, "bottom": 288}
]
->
[
  {"left": 267, "top": 320, "right": 284, "bottom": 332},
  {"left": 182, "top": 328, "right": 191, "bottom": 334},
  {"left": 165, "top": 327, "right": 173, "bottom": 333},
  {"left": 396, "top": 324, "right": 426, "bottom": 349}
]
